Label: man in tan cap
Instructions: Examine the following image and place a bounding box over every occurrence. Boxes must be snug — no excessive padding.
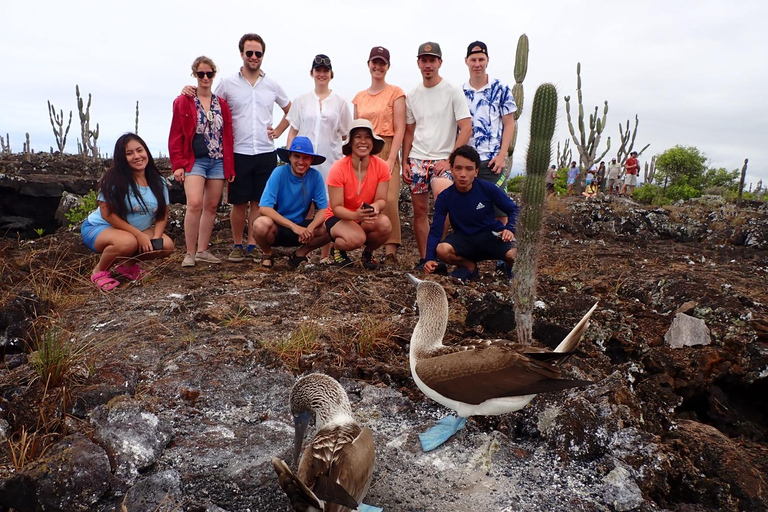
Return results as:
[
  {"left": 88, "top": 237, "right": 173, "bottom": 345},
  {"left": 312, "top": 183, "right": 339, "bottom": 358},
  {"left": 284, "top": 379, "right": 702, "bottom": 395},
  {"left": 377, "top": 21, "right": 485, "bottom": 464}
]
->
[{"left": 402, "top": 41, "right": 472, "bottom": 271}]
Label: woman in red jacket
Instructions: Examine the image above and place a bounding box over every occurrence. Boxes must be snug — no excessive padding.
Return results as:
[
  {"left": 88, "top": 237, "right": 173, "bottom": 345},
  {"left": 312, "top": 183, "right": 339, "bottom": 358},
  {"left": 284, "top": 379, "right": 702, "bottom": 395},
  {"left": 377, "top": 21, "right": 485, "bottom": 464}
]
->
[{"left": 169, "top": 56, "right": 234, "bottom": 267}]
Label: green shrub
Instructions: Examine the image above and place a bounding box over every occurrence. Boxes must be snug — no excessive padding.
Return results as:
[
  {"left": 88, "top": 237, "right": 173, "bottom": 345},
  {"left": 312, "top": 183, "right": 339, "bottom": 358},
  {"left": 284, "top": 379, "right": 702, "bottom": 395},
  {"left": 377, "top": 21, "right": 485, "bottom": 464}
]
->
[
  {"left": 505, "top": 174, "right": 526, "bottom": 194},
  {"left": 665, "top": 183, "right": 701, "bottom": 202},
  {"left": 634, "top": 184, "right": 669, "bottom": 205},
  {"left": 65, "top": 190, "right": 97, "bottom": 226}
]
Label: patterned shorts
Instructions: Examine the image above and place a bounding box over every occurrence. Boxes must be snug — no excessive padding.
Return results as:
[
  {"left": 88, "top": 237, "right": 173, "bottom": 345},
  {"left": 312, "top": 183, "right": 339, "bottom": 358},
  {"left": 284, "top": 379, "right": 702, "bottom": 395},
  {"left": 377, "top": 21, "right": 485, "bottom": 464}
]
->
[{"left": 408, "top": 158, "right": 453, "bottom": 195}]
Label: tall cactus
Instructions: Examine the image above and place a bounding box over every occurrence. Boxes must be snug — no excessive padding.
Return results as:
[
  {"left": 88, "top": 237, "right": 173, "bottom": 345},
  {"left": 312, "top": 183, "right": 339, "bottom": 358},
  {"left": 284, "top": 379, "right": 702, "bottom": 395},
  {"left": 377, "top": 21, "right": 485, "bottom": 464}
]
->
[
  {"left": 76, "top": 85, "right": 100, "bottom": 159},
  {"left": 47, "top": 100, "right": 72, "bottom": 153},
  {"left": 616, "top": 115, "right": 650, "bottom": 165},
  {"left": 513, "top": 83, "right": 558, "bottom": 346},
  {"left": 644, "top": 155, "right": 657, "bottom": 184},
  {"left": 557, "top": 139, "right": 572, "bottom": 169},
  {"left": 738, "top": 158, "right": 748, "bottom": 202},
  {"left": 135, "top": 101, "right": 140, "bottom": 135},
  {"left": 0, "top": 133, "right": 10, "bottom": 154},
  {"left": 564, "top": 63, "right": 610, "bottom": 184},
  {"left": 504, "top": 34, "right": 529, "bottom": 174}
]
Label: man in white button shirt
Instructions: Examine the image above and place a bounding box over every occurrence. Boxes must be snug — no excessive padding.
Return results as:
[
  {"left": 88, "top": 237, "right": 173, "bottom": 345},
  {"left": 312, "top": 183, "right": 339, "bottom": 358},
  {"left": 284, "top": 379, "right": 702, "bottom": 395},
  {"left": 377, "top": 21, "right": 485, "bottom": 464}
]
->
[{"left": 185, "top": 33, "right": 291, "bottom": 262}]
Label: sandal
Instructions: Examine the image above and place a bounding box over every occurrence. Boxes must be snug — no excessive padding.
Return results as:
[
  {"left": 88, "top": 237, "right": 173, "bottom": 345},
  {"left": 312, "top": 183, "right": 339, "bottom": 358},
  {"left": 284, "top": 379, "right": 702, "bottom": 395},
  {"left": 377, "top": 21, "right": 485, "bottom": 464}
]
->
[
  {"left": 91, "top": 270, "right": 120, "bottom": 291},
  {"left": 113, "top": 263, "right": 145, "bottom": 281},
  {"left": 287, "top": 251, "right": 308, "bottom": 269},
  {"left": 261, "top": 254, "right": 274, "bottom": 268}
]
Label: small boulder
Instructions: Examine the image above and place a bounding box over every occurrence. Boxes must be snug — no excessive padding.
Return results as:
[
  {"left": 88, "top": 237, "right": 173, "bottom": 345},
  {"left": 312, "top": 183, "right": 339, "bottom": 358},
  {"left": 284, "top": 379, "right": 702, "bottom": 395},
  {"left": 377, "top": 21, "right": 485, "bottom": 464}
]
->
[{"left": 665, "top": 313, "right": 711, "bottom": 348}]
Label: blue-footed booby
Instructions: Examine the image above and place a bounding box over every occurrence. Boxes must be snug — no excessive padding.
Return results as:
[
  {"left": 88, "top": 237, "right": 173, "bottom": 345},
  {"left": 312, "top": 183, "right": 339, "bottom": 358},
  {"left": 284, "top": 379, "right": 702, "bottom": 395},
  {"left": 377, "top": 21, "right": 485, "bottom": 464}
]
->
[
  {"left": 272, "top": 373, "right": 382, "bottom": 512},
  {"left": 407, "top": 274, "right": 597, "bottom": 451}
]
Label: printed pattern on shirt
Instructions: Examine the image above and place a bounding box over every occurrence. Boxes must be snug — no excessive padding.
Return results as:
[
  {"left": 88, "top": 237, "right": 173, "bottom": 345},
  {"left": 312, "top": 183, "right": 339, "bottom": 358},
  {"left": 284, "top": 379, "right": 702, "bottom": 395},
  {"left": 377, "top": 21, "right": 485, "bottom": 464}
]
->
[{"left": 463, "top": 78, "right": 516, "bottom": 161}]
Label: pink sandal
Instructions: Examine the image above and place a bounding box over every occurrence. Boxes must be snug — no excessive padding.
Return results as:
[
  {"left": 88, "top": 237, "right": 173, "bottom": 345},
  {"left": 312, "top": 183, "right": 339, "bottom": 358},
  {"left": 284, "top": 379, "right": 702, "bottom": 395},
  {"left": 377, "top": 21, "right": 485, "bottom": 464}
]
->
[
  {"left": 91, "top": 271, "right": 120, "bottom": 291},
  {"left": 113, "top": 263, "right": 145, "bottom": 281}
]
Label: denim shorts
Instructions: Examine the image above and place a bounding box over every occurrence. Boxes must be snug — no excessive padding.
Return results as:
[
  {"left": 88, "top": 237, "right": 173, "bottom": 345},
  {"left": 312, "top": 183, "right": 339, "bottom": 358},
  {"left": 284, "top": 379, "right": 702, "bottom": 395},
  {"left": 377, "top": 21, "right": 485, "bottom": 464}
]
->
[
  {"left": 189, "top": 156, "right": 225, "bottom": 180},
  {"left": 81, "top": 219, "right": 108, "bottom": 252}
]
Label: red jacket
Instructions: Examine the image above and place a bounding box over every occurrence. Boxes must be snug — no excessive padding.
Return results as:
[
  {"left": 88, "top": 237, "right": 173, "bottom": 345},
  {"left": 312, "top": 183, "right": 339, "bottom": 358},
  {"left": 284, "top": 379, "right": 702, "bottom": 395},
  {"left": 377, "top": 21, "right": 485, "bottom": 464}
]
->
[{"left": 168, "top": 95, "right": 235, "bottom": 180}]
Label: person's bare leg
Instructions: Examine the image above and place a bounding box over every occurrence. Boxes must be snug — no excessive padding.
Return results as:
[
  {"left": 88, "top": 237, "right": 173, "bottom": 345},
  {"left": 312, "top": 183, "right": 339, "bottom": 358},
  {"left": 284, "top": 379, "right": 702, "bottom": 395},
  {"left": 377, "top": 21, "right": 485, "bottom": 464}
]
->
[
  {"left": 230, "top": 203, "right": 247, "bottom": 245},
  {"left": 183, "top": 175, "right": 205, "bottom": 254},
  {"left": 436, "top": 243, "right": 476, "bottom": 272},
  {"left": 411, "top": 192, "right": 430, "bottom": 259},
  {"left": 362, "top": 214, "right": 392, "bottom": 252},
  {"left": 246, "top": 200, "right": 260, "bottom": 247},
  {"left": 198, "top": 179, "right": 224, "bottom": 251}
]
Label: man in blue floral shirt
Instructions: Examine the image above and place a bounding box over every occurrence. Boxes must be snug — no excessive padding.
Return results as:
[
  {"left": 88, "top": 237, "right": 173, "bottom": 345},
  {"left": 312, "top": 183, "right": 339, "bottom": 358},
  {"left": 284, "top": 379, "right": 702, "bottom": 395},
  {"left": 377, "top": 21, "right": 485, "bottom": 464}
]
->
[{"left": 462, "top": 41, "right": 517, "bottom": 203}]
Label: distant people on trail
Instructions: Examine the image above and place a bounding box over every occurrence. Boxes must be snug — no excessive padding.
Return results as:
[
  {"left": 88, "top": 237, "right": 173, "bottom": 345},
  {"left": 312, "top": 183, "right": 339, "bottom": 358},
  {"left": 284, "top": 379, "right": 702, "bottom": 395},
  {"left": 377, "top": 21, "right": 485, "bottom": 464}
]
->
[
  {"left": 582, "top": 181, "right": 598, "bottom": 198},
  {"left": 182, "top": 33, "right": 292, "bottom": 264},
  {"left": 606, "top": 158, "right": 621, "bottom": 195},
  {"left": 621, "top": 151, "right": 640, "bottom": 197},
  {"left": 462, "top": 40, "right": 517, "bottom": 220},
  {"left": 81, "top": 134, "right": 173, "bottom": 291},
  {"left": 253, "top": 137, "right": 331, "bottom": 269},
  {"left": 423, "top": 145, "right": 518, "bottom": 282},
  {"left": 325, "top": 119, "right": 392, "bottom": 270},
  {"left": 403, "top": 41, "right": 472, "bottom": 271},
  {"left": 585, "top": 165, "right": 596, "bottom": 188},
  {"left": 546, "top": 165, "right": 558, "bottom": 199},
  {"left": 169, "top": 56, "right": 234, "bottom": 268},
  {"left": 567, "top": 161, "right": 580, "bottom": 196},
  {"left": 352, "top": 46, "right": 406, "bottom": 267},
  {"left": 287, "top": 53, "right": 352, "bottom": 263},
  {"left": 597, "top": 161, "right": 606, "bottom": 188}
]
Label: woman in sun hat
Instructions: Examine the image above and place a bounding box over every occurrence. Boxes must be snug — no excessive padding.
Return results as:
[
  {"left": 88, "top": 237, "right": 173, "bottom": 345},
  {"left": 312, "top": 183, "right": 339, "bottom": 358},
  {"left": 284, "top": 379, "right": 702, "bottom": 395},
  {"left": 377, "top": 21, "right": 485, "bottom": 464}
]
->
[
  {"left": 352, "top": 46, "right": 406, "bottom": 267},
  {"left": 324, "top": 119, "right": 391, "bottom": 270},
  {"left": 169, "top": 55, "right": 234, "bottom": 268}
]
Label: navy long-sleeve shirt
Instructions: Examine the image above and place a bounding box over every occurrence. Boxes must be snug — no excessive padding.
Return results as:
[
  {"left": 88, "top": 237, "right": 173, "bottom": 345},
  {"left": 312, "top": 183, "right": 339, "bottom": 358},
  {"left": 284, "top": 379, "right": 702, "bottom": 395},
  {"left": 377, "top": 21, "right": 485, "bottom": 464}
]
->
[{"left": 426, "top": 179, "right": 519, "bottom": 261}]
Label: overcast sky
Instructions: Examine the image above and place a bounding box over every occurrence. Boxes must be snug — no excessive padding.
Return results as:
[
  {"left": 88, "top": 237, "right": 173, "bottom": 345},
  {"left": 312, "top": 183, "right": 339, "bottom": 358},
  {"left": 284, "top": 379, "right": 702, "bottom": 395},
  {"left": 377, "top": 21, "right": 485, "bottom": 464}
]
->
[{"left": 4, "top": 0, "right": 767, "bottom": 188}]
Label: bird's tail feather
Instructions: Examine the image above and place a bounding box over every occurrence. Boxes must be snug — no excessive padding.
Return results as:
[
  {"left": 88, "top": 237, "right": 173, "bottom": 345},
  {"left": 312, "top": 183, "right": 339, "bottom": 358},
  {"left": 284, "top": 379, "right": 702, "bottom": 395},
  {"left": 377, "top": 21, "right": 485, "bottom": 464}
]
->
[
  {"left": 272, "top": 457, "right": 324, "bottom": 511},
  {"left": 554, "top": 302, "right": 598, "bottom": 355}
]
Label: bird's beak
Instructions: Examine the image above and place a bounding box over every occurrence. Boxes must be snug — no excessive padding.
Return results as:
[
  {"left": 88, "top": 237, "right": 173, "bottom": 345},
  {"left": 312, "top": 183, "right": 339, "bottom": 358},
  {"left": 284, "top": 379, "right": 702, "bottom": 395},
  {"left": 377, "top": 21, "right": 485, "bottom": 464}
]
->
[
  {"left": 293, "top": 411, "right": 311, "bottom": 466},
  {"left": 406, "top": 273, "right": 422, "bottom": 287}
]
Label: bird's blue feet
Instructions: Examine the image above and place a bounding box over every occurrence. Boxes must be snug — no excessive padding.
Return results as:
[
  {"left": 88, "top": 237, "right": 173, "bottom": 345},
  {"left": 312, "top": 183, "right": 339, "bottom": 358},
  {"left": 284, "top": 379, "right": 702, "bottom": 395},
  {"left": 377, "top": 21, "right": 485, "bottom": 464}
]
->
[
  {"left": 359, "top": 504, "right": 383, "bottom": 512},
  {"left": 419, "top": 415, "right": 467, "bottom": 451}
]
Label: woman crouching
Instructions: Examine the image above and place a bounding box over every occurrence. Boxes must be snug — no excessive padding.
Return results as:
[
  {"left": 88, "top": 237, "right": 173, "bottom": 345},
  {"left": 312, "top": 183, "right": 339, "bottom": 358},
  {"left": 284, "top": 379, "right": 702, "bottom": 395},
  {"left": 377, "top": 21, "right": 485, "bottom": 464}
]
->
[{"left": 81, "top": 133, "right": 173, "bottom": 291}]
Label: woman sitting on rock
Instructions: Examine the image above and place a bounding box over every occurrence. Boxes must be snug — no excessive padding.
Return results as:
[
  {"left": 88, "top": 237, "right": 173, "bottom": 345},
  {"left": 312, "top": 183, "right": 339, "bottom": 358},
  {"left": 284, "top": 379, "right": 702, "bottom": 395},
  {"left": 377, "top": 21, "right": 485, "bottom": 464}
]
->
[
  {"left": 325, "top": 119, "right": 391, "bottom": 269},
  {"left": 169, "top": 55, "right": 234, "bottom": 267},
  {"left": 80, "top": 133, "right": 173, "bottom": 291}
]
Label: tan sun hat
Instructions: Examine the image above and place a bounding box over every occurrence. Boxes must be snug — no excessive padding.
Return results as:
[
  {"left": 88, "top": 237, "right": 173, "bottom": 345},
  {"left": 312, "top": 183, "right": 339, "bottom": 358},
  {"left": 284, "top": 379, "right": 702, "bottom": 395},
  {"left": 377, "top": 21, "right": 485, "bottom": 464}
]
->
[{"left": 342, "top": 119, "right": 385, "bottom": 156}]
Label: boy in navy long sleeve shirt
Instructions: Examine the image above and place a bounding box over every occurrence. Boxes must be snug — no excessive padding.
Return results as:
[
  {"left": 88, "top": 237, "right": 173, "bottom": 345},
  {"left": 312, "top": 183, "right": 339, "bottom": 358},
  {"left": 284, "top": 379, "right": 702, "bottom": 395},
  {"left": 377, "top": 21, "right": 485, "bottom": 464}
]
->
[{"left": 423, "top": 145, "right": 518, "bottom": 281}]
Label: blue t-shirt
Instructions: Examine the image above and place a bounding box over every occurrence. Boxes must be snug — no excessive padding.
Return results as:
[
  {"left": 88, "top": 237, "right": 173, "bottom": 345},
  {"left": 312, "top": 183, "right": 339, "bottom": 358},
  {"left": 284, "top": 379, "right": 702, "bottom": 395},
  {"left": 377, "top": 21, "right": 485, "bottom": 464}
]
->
[
  {"left": 87, "top": 182, "right": 169, "bottom": 231},
  {"left": 426, "top": 179, "right": 519, "bottom": 261},
  {"left": 259, "top": 164, "right": 328, "bottom": 224}
]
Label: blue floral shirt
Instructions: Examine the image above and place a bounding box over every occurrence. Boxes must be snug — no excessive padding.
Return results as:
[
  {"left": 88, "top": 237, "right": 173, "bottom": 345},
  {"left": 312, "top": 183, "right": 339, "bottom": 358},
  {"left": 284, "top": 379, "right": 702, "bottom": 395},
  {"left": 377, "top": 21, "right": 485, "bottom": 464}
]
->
[
  {"left": 463, "top": 77, "right": 517, "bottom": 161},
  {"left": 195, "top": 95, "right": 224, "bottom": 159}
]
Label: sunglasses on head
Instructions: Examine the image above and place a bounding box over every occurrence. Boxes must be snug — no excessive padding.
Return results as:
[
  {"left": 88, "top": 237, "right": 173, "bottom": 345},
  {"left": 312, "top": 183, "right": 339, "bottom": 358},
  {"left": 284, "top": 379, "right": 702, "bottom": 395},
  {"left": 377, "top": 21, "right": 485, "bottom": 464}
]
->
[
  {"left": 245, "top": 50, "right": 264, "bottom": 58},
  {"left": 314, "top": 56, "right": 331, "bottom": 67},
  {"left": 196, "top": 71, "right": 215, "bottom": 79}
]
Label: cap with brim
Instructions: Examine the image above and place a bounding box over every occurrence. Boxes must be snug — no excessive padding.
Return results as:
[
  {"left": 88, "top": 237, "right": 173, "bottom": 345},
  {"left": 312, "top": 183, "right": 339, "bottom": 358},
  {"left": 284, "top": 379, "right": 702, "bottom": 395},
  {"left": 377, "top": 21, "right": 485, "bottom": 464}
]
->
[
  {"left": 368, "top": 46, "right": 390, "bottom": 64},
  {"left": 276, "top": 136, "right": 326, "bottom": 166},
  {"left": 417, "top": 41, "right": 442, "bottom": 59},
  {"left": 342, "top": 119, "right": 385, "bottom": 156},
  {"left": 466, "top": 41, "right": 488, "bottom": 58}
]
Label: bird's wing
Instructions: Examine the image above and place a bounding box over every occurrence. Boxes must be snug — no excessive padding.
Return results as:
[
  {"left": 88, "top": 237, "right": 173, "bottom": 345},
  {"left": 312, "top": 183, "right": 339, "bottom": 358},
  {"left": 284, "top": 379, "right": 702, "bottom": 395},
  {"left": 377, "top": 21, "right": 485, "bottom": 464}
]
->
[
  {"left": 326, "top": 427, "right": 376, "bottom": 512},
  {"left": 296, "top": 424, "right": 366, "bottom": 511},
  {"left": 416, "top": 345, "right": 590, "bottom": 405}
]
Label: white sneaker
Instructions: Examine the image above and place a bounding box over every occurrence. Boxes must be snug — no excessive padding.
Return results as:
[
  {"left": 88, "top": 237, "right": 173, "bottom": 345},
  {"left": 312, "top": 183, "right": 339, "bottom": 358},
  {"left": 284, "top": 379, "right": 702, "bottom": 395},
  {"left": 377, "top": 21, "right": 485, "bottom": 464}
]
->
[
  {"left": 195, "top": 250, "right": 221, "bottom": 264},
  {"left": 182, "top": 253, "right": 196, "bottom": 267}
]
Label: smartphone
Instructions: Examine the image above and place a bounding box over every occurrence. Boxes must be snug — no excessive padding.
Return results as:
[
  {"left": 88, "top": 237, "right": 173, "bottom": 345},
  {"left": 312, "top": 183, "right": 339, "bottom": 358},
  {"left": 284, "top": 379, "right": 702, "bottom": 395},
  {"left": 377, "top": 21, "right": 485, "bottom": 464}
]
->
[
  {"left": 362, "top": 202, "right": 374, "bottom": 211},
  {"left": 150, "top": 238, "right": 164, "bottom": 251}
]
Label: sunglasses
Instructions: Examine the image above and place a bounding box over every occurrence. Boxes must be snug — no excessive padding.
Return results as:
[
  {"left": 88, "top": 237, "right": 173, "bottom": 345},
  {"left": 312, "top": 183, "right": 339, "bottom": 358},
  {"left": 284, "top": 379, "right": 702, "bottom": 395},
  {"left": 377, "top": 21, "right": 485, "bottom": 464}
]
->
[
  {"left": 314, "top": 55, "right": 331, "bottom": 67},
  {"left": 195, "top": 71, "right": 215, "bottom": 79},
  {"left": 245, "top": 50, "right": 264, "bottom": 58}
]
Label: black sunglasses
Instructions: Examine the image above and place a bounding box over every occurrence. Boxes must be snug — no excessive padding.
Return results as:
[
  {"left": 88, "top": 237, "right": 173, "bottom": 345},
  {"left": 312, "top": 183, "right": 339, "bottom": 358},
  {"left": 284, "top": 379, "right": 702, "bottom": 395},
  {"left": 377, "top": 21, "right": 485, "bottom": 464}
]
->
[
  {"left": 195, "top": 71, "right": 215, "bottom": 79},
  {"left": 245, "top": 50, "right": 264, "bottom": 58},
  {"left": 314, "top": 55, "right": 331, "bottom": 67}
]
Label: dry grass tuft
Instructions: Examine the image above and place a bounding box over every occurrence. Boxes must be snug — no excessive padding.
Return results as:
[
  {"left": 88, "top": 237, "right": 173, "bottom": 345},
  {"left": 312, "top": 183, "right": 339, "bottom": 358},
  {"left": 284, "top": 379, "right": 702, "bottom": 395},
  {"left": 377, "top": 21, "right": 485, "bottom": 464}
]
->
[
  {"left": 329, "top": 314, "right": 400, "bottom": 359},
  {"left": 269, "top": 320, "right": 321, "bottom": 370}
]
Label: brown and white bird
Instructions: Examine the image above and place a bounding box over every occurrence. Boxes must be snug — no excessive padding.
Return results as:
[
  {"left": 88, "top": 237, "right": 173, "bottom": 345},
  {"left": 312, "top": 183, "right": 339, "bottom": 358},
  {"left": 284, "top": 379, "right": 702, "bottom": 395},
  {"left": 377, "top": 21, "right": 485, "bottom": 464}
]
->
[
  {"left": 407, "top": 274, "right": 597, "bottom": 451},
  {"left": 272, "top": 373, "right": 380, "bottom": 512}
]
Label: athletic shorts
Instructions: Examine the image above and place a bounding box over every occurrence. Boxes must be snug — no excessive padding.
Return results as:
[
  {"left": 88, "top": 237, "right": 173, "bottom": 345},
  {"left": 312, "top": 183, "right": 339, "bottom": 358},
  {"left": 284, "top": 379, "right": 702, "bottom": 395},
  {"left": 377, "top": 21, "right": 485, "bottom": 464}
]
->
[
  {"left": 273, "top": 219, "right": 312, "bottom": 247},
  {"left": 81, "top": 219, "right": 107, "bottom": 252},
  {"left": 442, "top": 230, "right": 516, "bottom": 262},
  {"left": 228, "top": 151, "right": 277, "bottom": 205},
  {"left": 624, "top": 174, "right": 638, "bottom": 187},
  {"left": 408, "top": 158, "right": 453, "bottom": 195},
  {"left": 188, "top": 156, "right": 225, "bottom": 180}
]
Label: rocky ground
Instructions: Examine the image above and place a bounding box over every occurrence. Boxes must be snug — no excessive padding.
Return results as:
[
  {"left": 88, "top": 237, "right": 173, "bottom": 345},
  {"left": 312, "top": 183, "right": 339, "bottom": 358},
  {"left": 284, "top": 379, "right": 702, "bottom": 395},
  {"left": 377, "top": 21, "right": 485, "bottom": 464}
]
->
[{"left": 1, "top": 155, "right": 768, "bottom": 511}]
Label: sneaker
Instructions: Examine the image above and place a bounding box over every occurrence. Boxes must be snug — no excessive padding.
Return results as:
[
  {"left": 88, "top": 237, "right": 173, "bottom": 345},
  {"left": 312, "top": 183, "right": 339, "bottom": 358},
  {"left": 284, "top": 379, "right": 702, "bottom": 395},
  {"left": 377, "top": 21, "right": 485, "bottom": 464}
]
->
[
  {"left": 449, "top": 266, "right": 479, "bottom": 282},
  {"left": 501, "top": 262, "right": 514, "bottom": 280},
  {"left": 287, "top": 251, "right": 308, "bottom": 270},
  {"left": 495, "top": 260, "right": 506, "bottom": 274},
  {"left": 244, "top": 244, "right": 260, "bottom": 260},
  {"left": 228, "top": 245, "right": 245, "bottom": 262},
  {"left": 414, "top": 258, "right": 427, "bottom": 272},
  {"left": 361, "top": 251, "right": 378, "bottom": 270},
  {"left": 383, "top": 253, "right": 398, "bottom": 267},
  {"left": 181, "top": 253, "right": 196, "bottom": 267},
  {"left": 330, "top": 246, "right": 353, "bottom": 268},
  {"left": 195, "top": 250, "right": 221, "bottom": 264}
]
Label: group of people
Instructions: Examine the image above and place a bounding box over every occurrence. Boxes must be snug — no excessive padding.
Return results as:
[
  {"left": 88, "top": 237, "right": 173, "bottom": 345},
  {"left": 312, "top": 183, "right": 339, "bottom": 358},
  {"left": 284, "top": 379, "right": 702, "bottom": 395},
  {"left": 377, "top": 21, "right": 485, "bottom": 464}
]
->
[
  {"left": 555, "top": 151, "right": 641, "bottom": 199},
  {"left": 81, "top": 34, "right": 520, "bottom": 291}
]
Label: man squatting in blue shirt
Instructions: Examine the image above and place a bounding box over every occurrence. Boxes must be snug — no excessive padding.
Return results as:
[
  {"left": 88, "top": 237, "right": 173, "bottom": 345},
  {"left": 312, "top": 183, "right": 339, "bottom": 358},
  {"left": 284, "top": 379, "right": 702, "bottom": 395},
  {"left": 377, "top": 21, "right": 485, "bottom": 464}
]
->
[
  {"left": 422, "top": 145, "right": 519, "bottom": 281},
  {"left": 252, "top": 136, "right": 331, "bottom": 269}
]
